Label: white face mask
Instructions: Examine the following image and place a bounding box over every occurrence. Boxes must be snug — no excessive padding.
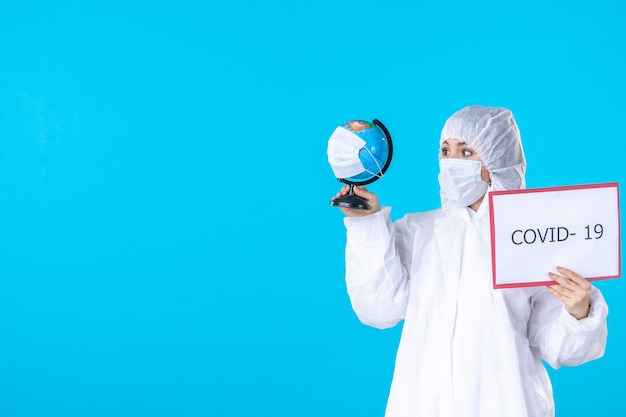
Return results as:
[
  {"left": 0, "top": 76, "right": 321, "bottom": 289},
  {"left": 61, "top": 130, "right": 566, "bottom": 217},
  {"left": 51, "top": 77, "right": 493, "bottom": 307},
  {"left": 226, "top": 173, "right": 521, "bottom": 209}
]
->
[
  {"left": 327, "top": 126, "right": 367, "bottom": 179},
  {"left": 438, "top": 159, "right": 489, "bottom": 207}
]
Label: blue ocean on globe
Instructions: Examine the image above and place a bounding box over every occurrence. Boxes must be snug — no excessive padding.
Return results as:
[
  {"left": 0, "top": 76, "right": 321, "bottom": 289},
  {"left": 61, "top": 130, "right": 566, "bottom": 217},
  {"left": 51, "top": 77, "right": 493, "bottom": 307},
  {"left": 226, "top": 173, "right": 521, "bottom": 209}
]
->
[{"left": 341, "top": 120, "right": 390, "bottom": 182}]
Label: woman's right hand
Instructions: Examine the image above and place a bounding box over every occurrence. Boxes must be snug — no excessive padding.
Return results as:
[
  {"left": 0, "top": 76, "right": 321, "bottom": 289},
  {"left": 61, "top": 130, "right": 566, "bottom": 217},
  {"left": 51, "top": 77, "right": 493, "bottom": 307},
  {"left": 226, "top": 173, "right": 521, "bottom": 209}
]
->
[{"left": 333, "top": 185, "right": 381, "bottom": 217}]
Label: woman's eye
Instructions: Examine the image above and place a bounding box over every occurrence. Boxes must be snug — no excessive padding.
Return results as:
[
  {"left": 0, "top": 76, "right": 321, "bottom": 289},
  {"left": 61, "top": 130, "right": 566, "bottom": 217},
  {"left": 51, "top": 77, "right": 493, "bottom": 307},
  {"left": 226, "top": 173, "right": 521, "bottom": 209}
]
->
[
  {"left": 441, "top": 148, "right": 450, "bottom": 156},
  {"left": 462, "top": 149, "right": 473, "bottom": 157}
]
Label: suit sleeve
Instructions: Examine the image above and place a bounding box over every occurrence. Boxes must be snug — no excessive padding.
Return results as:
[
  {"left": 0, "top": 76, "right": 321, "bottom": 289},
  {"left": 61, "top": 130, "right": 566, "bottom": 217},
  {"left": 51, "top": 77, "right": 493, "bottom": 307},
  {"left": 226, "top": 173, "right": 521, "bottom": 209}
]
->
[
  {"left": 343, "top": 207, "right": 413, "bottom": 329},
  {"left": 528, "top": 286, "right": 608, "bottom": 369}
]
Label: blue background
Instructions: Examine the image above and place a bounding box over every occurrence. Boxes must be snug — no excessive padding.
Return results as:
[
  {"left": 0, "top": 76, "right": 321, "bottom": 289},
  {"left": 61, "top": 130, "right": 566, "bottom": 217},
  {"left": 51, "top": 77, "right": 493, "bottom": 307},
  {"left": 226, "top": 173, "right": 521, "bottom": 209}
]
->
[{"left": 0, "top": 1, "right": 623, "bottom": 416}]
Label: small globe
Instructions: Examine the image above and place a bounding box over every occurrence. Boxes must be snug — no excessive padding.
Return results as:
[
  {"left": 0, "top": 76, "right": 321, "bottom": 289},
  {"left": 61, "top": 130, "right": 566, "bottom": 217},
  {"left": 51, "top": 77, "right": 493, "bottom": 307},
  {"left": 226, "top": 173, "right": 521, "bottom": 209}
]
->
[
  {"left": 340, "top": 120, "right": 390, "bottom": 183},
  {"left": 328, "top": 118, "right": 393, "bottom": 210}
]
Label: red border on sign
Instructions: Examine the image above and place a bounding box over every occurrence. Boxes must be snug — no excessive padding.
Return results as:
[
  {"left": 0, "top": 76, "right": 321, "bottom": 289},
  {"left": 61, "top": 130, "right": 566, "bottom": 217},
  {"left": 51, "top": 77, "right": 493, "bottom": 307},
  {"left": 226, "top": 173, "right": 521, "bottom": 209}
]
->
[{"left": 489, "top": 182, "right": 621, "bottom": 289}]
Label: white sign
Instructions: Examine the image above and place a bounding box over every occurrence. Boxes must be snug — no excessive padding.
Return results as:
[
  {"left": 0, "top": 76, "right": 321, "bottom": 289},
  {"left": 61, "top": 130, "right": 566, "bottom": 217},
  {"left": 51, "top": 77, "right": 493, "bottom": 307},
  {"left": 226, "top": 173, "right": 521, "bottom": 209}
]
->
[{"left": 489, "top": 183, "right": 621, "bottom": 288}]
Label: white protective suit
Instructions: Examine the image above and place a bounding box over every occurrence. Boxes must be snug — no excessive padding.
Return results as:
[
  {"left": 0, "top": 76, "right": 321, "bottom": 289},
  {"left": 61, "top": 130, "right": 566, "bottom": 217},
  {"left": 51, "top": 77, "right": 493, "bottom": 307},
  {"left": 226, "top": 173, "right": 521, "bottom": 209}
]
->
[{"left": 343, "top": 106, "right": 608, "bottom": 417}]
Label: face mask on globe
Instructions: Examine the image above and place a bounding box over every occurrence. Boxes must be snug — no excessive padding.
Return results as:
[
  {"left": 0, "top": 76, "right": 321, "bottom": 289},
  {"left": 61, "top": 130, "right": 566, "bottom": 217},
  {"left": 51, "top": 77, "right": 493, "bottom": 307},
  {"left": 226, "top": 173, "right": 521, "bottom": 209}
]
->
[
  {"left": 327, "top": 126, "right": 382, "bottom": 179},
  {"left": 438, "top": 158, "right": 489, "bottom": 207}
]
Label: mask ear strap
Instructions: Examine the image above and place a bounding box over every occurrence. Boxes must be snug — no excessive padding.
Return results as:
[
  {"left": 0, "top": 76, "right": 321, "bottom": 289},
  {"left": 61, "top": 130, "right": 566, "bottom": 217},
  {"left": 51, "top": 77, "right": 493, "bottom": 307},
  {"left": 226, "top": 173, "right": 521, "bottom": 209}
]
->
[
  {"left": 361, "top": 146, "right": 384, "bottom": 178},
  {"left": 483, "top": 164, "right": 492, "bottom": 185}
]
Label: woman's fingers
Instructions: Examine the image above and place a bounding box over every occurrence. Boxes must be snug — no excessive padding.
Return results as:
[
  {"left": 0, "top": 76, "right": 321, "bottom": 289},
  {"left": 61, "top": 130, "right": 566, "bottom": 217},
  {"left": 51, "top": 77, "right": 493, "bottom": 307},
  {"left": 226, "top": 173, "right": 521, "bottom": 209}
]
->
[
  {"left": 547, "top": 266, "right": 591, "bottom": 319},
  {"left": 555, "top": 266, "right": 592, "bottom": 290}
]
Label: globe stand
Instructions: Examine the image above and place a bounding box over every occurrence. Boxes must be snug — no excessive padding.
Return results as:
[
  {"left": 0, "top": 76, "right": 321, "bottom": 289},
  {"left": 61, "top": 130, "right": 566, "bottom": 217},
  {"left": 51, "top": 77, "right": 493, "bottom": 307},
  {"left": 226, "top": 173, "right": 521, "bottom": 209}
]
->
[
  {"left": 328, "top": 119, "right": 393, "bottom": 211},
  {"left": 330, "top": 183, "right": 371, "bottom": 210}
]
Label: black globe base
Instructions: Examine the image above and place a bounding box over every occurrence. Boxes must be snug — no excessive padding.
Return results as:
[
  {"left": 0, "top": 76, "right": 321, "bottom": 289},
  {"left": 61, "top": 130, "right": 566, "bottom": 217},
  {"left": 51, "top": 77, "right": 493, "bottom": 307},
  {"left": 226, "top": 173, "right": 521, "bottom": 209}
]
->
[{"left": 329, "top": 193, "right": 371, "bottom": 210}]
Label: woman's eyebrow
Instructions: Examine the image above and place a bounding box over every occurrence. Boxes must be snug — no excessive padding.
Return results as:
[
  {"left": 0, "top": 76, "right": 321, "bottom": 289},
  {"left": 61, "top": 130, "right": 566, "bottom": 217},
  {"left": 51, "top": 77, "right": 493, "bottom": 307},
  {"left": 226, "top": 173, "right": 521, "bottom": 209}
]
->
[{"left": 442, "top": 139, "right": 471, "bottom": 149}]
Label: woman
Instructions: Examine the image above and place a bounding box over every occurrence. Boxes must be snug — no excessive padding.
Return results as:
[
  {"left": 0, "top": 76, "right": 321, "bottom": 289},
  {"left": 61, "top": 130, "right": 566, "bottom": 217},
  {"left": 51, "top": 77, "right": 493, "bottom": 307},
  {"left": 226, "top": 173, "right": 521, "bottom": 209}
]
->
[{"left": 334, "top": 106, "right": 608, "bottom": 417}]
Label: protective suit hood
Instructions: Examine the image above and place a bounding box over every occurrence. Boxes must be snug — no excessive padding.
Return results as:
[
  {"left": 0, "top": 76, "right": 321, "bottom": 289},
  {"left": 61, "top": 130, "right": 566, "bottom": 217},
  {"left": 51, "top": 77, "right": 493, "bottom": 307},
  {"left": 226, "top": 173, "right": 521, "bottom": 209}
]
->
[{"left": 439, "top": 106, "right": 526, "bottom": 207}]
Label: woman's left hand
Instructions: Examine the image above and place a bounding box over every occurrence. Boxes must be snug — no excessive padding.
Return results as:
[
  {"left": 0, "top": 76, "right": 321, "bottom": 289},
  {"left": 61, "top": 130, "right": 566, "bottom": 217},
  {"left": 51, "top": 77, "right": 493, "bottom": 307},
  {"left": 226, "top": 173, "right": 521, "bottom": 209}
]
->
[{"left": 547, "top": 266, "right": 591, "bottom": 320}]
